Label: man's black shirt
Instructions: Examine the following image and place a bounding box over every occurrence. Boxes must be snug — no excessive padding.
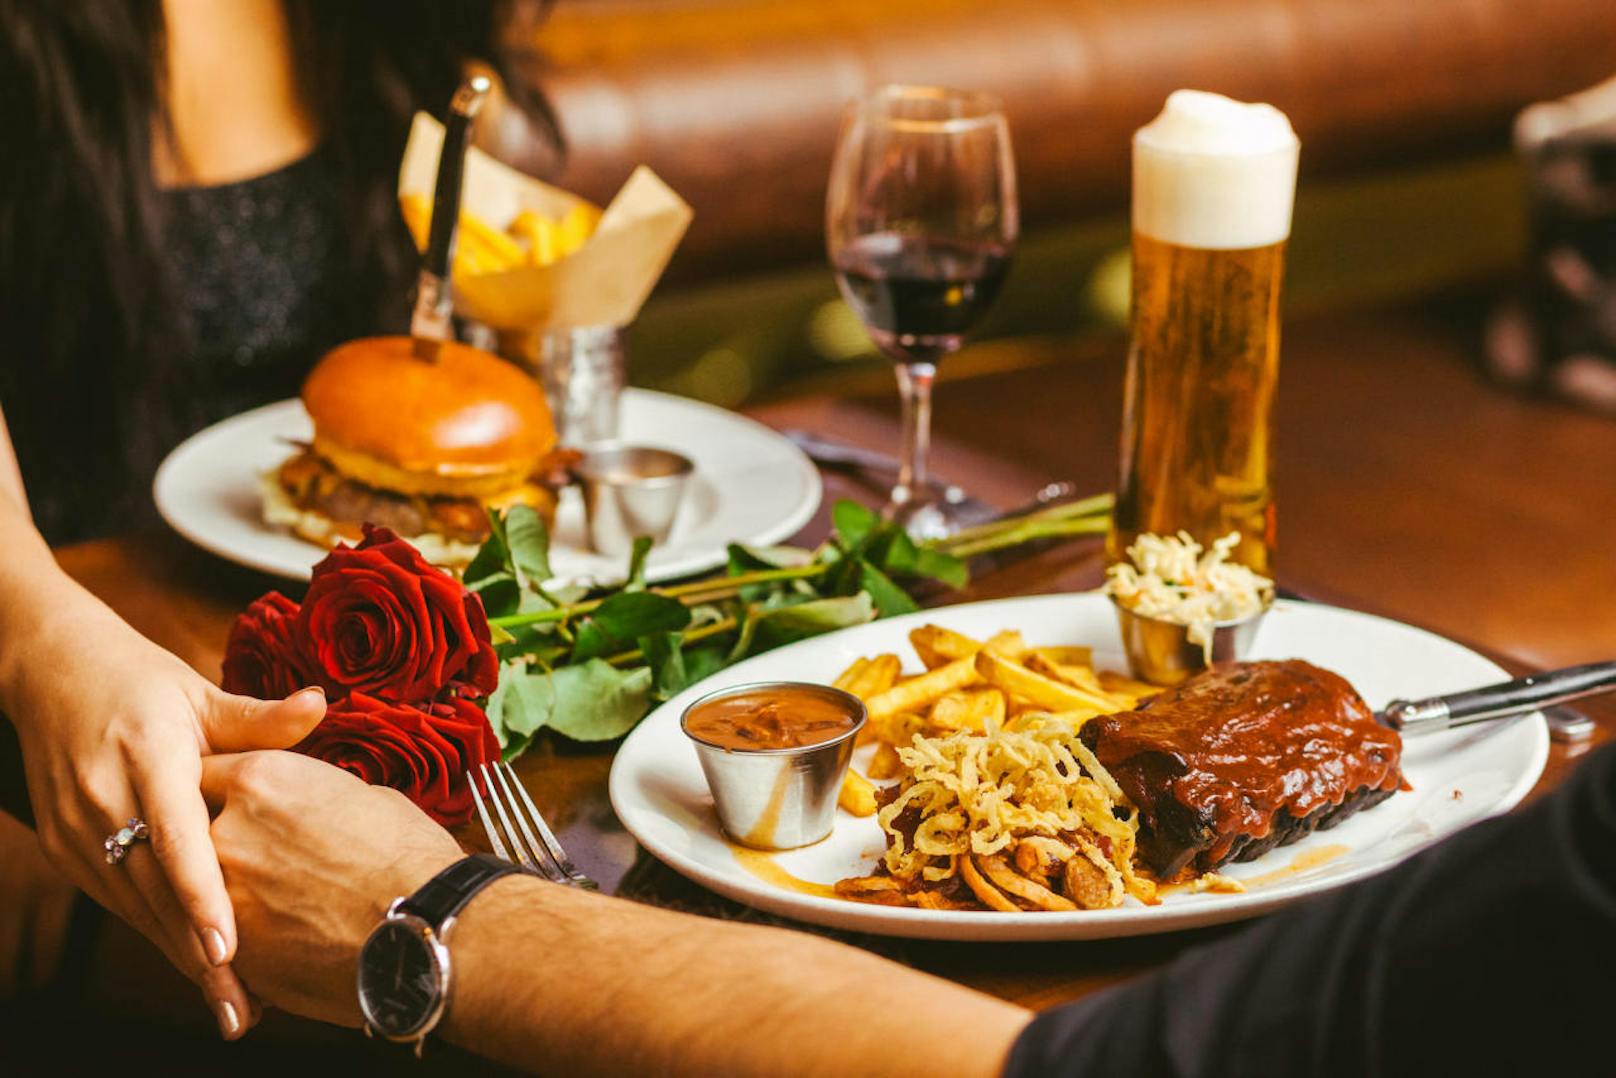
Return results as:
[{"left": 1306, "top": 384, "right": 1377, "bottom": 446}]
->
[{"left": 1005, "top": 741, "right": 1616, "bottom": 1076}]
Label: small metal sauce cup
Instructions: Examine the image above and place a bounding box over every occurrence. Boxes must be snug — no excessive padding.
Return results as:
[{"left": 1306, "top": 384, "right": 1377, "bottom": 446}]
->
[
  {"left": 680, "top": 681, "right": 866, "bottom": 851},
  {"left": 1112, "top": 592, "right": 1272, "bottom": 687},
  {"left": 573, "top": 444, "right": 694, "bottom": 556}
]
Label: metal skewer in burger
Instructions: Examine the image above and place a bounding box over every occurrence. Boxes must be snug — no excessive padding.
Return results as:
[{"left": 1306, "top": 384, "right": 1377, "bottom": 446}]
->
[{"left": 263, "top": 76, "right": 571, "bottom": 566}]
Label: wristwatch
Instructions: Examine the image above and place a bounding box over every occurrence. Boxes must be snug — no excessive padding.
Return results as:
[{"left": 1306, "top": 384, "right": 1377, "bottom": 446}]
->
[{"left": 357, "top": 853, "right": 522, "bottom": 1055}]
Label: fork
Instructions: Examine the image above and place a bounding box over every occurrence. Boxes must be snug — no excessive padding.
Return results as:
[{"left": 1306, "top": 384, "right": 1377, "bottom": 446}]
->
[{"left": 468, "top": 761, "right": 598, "bottom": 890}]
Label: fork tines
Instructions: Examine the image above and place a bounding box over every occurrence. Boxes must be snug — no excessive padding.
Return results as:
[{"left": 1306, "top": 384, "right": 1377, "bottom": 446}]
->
[{"left": 469, "top": 761, "right": 598, "bottom": 890}]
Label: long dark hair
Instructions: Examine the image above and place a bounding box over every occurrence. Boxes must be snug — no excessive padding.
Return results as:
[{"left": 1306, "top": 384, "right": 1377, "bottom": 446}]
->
[{"left": 0, "top": 0, "right": 557, "bottom": 542}]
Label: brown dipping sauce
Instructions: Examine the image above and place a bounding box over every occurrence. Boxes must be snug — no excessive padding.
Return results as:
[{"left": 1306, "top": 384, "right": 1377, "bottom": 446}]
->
[{"left": 682, "top": 684, "right": 864, "bottom": 752}]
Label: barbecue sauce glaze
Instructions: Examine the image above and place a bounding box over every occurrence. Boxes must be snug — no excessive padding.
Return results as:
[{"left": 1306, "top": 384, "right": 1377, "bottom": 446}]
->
[{"left": 1082, "top": 660, "right": 1405, "bottom": 867}]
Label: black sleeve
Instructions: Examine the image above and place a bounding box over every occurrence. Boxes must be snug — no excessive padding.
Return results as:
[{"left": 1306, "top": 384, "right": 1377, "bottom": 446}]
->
[{"left": 1004, "top": 741, "right": 1616, "bottom": 1078}]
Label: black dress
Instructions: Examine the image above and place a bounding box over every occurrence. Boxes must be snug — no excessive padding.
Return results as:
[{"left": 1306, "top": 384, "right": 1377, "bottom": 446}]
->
[{"left": 8, "top": 146, "right": 365, "bottom": 544}]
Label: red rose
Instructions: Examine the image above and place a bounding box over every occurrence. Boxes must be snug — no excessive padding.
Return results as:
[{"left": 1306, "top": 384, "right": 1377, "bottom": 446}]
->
[
  {"left": 221, "top": 592, "right": 309, "bottom": 699},
  {"left": 296, "top": 525, "right": 499, "bottom": 703},
  {"left": 294, "top": 691, "right": 500, "bottom": 826}
]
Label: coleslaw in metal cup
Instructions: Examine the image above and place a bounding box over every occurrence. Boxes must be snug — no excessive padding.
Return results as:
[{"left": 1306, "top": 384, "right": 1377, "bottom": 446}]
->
[
  {"left": 1112, "top": 594, "right": 1270, "bottom": 686},
  {"left": 680, "top": 681, "right": 866, "bottom": 850}
]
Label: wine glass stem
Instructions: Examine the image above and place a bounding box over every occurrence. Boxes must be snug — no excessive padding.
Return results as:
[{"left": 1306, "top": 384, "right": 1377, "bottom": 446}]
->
[{"left": 894, "top": 360, "right": 935, "bottom": 504}]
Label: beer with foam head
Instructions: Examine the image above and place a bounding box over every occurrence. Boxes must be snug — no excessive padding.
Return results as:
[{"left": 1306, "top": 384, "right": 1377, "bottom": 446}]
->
[{"left": 1108, "top": 90, "right": 1300, "bottom": 576}]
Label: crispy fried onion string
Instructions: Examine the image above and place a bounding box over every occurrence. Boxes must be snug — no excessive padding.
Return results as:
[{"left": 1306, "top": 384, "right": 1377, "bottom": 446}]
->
[{"left": 873, "top": 716, "right": 1157, "bottom": 909}]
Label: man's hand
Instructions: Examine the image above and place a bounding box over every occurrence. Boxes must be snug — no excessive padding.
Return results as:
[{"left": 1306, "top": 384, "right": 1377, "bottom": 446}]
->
[{"left": 201, "top": 751, "right": 462, "bottom": 1025}]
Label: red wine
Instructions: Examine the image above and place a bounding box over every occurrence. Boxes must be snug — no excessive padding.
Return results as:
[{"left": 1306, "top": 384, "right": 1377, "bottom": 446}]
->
[{"left": 833, "top": 232, "right": 1011, "bottom": 362}]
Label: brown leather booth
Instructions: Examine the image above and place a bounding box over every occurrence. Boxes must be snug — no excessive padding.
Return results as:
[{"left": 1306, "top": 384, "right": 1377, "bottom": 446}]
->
[{"left": 490, "top": 0, "right": 1616, "bottom": 283}]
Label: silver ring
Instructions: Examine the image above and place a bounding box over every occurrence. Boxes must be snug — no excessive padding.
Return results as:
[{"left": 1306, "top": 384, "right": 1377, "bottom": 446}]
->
[{"left": 104, "top": 817, "right": 150, "bottom": 866}]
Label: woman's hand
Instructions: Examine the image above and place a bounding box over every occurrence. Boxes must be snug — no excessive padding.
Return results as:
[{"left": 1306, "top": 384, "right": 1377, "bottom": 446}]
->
[
  {"left": 201, "top": 750, "right": 461, "bottom": 1025},
  {"left": 0, "top": 592, "right": 327, "bottom": 1038}
]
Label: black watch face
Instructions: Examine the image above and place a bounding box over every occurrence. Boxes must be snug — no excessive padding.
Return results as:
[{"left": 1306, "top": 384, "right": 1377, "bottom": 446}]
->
[{"left": 359, "top": 920, "right": 444, "bottom": 1039}]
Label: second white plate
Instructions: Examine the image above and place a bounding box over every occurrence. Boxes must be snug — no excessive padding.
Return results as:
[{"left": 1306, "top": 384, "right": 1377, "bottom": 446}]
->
[
  {"left": 609, "top": 594, "right": 1548, "bottom": 941},
  {"left": 153, "top": 389, "right": 822, "bottom": 583}
]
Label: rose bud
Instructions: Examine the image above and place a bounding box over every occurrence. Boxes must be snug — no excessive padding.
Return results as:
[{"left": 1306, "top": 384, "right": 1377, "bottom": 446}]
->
[{"left": 221, "top": 591, "right": 309, "bottom": 700}]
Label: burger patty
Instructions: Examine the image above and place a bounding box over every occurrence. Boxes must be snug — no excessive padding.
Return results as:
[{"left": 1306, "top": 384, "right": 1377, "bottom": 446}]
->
[{"left": 277, "top": 450, "right": 503, "bottom": 543}]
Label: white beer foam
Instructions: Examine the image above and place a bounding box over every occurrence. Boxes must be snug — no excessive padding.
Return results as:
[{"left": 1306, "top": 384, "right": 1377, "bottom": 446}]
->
[{"left": 1133, "top": 90, "right": 1300, "bottom": 250}]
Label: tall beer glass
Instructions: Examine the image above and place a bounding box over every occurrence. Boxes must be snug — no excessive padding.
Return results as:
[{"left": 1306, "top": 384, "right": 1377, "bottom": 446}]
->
[{"left": 1108, "top": 91, "right": 1300, "bottom": 576}]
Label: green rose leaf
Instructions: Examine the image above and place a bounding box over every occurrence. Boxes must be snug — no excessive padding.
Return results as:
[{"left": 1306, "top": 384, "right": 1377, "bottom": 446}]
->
[
  {"left": 544, "top": 661, "right": 654, "bottom": 742},
  {"left": 624, "top": 536, "right": 655, "bottom": 593},
  {"left": 463, "top": 509, "right": 513, "bottom": 587},
  {"left": 681, "top": 643, "right": 730, "bottom": 687},
  {"left": 754, "top": 592, "right": 876, "bottom": 648},
  {"left": 873, "top": 528, "right": 969, "bottom": 589},
  {"left": 571, "top": 592, "right": 692, "bottom": 662},
  {"left": 640, "top": 631, "right": 687, "bottom": 699},
  {"left": 487, "top": 665, "right": 547, "bottom": 760},
  {"left": 503, "top": 504, "right": 553, "bottom": 586},
  {"left": 471, "top": 574, "right": 522, "bottom": 620},
  {"left": 859, "top": 563, "right": 919, "bottom": 617},
  {"left": 831, "top": 499, "right": 880, "bottom": 553},
  {"left": 490, "top": 659, "right": 655, "bottom": 748}
]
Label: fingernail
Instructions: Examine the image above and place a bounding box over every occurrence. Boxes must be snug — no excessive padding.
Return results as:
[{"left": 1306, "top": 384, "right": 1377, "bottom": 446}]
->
[
  {"left": 201, "top": 926, "right": 228, "bottom": 966},
  {"left": 294, "top": 685, "right": 326, "bottom": 702},
  {"left": 215, "top": 997, "right": 241, "bottom": 1038}
]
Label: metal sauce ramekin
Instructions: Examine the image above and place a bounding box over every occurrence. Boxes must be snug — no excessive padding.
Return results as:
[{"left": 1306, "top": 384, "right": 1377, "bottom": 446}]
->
[
  {"left": 1111, "top": 592, "right": 1272, "bottom": 686},
  {"left": 573, "top": 444, "right": 694, "bottom": 557},
  {"left": 680, "top": 681, "right": 866, "bottom": 851}
]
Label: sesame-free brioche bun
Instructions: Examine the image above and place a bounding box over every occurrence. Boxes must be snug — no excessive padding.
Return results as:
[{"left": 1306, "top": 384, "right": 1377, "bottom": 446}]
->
[{"left": 301, "top": 336, "right": 556, "bottom": 499}]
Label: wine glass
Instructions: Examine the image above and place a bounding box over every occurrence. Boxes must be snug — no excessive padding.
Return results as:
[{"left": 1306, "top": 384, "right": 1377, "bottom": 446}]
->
[{"left": 826, "top": 85, "right": 1018, "bottom": 539}]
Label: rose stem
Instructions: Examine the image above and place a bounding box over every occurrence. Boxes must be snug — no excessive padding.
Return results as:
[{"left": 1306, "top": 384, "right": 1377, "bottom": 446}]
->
[
  {"left": 602, "top": 616, "right": 740, "bottom": 668},
  {"left": 487, "top": 564, "right": 827, "bottom": 629},
  {"left": 934, "top": 493, "right": 1112, "bottom": 548},
  {"left": 932, "top": 517, "right": 1110, "bottom": 560}
]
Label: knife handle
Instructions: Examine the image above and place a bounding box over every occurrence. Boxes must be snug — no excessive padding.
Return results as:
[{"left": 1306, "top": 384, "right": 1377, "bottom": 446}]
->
[
  {"left": 1383, "top": 660, "right": 1616, "bottom": 736},
  {"left": 423, "top": 76, "right": 490, "bottom": 280}
]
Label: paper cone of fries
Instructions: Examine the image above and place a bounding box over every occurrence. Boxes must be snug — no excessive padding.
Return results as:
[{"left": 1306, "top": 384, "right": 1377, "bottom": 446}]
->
[{"left": 397, "top": 112, "right": 692, "bottom": 332}]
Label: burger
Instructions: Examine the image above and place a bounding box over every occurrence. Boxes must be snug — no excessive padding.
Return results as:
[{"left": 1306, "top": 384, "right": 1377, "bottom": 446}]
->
[{"left": 263, "top": 336, "right": 570, "bottom": 566}]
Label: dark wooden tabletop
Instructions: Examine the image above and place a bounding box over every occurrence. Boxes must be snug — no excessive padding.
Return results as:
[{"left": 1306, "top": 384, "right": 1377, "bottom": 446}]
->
[{"left": 35, "top": 300, "right": 1616, "bottom": 1064}]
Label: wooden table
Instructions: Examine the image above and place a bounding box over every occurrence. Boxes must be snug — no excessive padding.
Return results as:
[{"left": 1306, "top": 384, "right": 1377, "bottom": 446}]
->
[{"left": 26, "top": 301, "right": 1616, "bottom": 1067}]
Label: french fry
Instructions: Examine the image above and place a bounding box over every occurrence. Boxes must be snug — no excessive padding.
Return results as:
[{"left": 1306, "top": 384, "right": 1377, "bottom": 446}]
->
[
  {"left": 510, "top": 209, "right": 559, "bottom": 265},
  {"left": 838, "top": 653, "right": 903, "bottom": 744},
  {"left": 984, "top": 629, "right": 1028, "bottom": 657},
  {"left": 867, "top": 710, "right": 927, "bottom": 747},
  {"left": 974, "top": 651, "right": 1110, "bottom": 722},
  {"left": 459, "top": 210, "right": 527, "bottom": 269},
  {"left": 865, "top": 655, "right": 979, "bottom": 722},
  {"left": 851, "top": 655, "right": 902, "bottom": 700},
  {"left": 867, "top": 742, "right": 904, "bottom": 780},
  {"left": 832, "top": 657, "right": 869, "bottom": 693},
  {"left": 555, "top": 202, "right": 600, "bottom": 254},
  {"left": 1034, "top": 646, "right": 1094, "bottom": 669},
  {"left": 1005, "top": 695, "right": 1043, "bottom": 719},
  {"left": 838, "top": 769, "right": 878, "bottom": 816},
  {"left": 1025, "top": 652, "right": 1128, "bottom": 710},
  {"left": 400, "top": 193, "right": 432, "bottom": 249},
  {"left": 1098, "top": 670, "right": 1163, "bottom": 704},
  {"left": 912, "top": 637, "right": 948, "bottom": 671},
  {"left": 929, "top": 688, "right": 1006, "bottom": 733},
  {"left": 909, "top": 625, "right": 1027, "bottom": 668},
  {"left": 908, "top": 625, "right": 977, "bottom": 665},
  {"left": 400, "top": 195, "right": 526, "bottom": 276}
]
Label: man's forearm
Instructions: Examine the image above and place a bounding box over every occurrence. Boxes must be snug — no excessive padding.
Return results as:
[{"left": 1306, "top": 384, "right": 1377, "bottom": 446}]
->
[{"left": 438, "top": 874, "right": 1029, "bottom": 1077}]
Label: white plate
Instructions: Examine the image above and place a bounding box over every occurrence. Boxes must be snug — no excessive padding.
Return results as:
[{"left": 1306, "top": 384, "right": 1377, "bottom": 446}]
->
[
  {"left": 153, "top": 390, "right": 821, "bottom": 583},
  {"left": 609, "top": 594, "right": 1548, "bottom": 941}
]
